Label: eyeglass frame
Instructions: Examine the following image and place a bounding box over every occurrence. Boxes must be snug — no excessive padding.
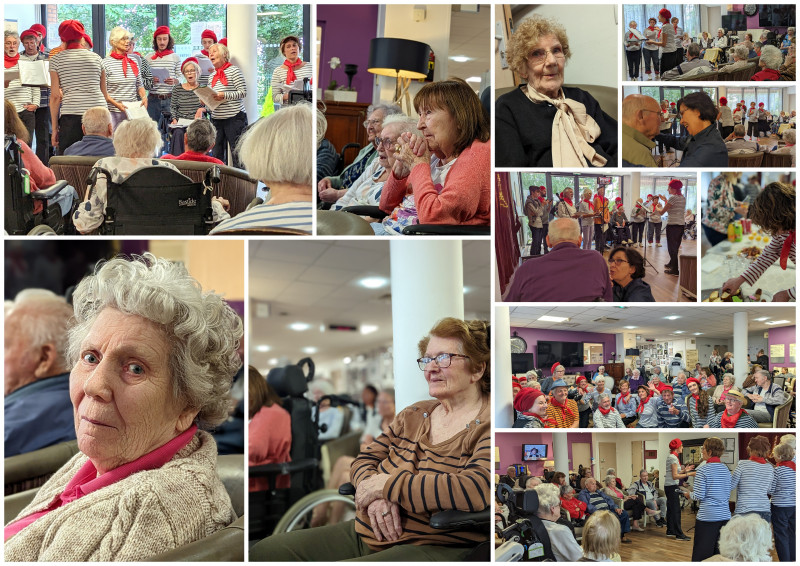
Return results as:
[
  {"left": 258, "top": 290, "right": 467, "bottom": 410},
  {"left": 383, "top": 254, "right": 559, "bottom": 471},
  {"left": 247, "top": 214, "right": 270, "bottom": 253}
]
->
[
  {"left": 527, "top": 47, "right": 566, "bottom": 65},
  {"left": 608, "top": 258, "right": 630, "bottom": 266},
  {"left": 417, "top": 352, "right": 470, "bottom": 370},
  {"left": 374, "top": 136, "right": 398, "bottom": 149},
  {"left": 363, "top": 118, "right": 382, "bottom": 128}
]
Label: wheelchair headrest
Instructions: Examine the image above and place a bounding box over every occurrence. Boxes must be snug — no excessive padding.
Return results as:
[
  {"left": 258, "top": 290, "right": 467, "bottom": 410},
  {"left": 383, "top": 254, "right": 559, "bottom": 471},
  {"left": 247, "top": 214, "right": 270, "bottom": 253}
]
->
[
  {"left": 521, "top": 490, "right": 540, "bottom": 514},
  {"left": 267, "top": 357, "right": 315, "bottom": 397},
  {"left": 496, "top": 482, "right": 514, "bottom": 505}
]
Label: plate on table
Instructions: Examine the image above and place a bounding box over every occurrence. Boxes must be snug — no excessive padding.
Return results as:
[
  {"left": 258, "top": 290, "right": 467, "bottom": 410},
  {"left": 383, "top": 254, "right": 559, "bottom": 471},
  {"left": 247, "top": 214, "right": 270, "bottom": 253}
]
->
[{"left": 701, "top": 288, "right": 773, "bottom": 302}]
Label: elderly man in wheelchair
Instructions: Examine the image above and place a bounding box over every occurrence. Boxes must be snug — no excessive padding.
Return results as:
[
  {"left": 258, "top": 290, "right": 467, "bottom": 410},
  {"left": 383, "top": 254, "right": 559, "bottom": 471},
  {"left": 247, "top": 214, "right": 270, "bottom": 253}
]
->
[{"left": 249, "top": 318, "right": 491, "bottom": 561}]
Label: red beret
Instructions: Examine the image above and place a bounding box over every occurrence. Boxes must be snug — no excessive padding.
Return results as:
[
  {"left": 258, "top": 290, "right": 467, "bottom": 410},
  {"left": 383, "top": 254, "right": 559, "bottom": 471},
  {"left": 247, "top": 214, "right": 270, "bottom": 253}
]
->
[
  {"left": 514, "top": 387, "right": 546, "bottom": 414},
  {"left": 686, "top": 377, "right": 701, "bottom": 388},
  {"left": 719, "top": 97, "right": 727, "bottom": 106},
  {"left": 153, "top": 25, "right": 171, "bottom": 38},
  {"left": 181, "top": 57, "right": 199, "bottom": 71},
  {"left": 669, "top": 438, "right": 682, "bottom": 450},
  {"left": 30, "top": 23, "right": 46, "bottom": 37},
  {"left": 659, "top": 8, "right": 672, "bottom": 20},
  {"left": 551, "top": 362, "right": 562, "bottom": 374},
  {"left": 670, "top": 102, "right": 676, "bottom": 106},
  {"left": 201, "top": 29, "right": 217, "bottom": 42},
  {"left": 657, "top": 382, "right": 673, "bottom": 393},
  {"left": 58, "top": 20, "right": 92, "bottom": 48},
  {"left": 668, "top": 179, "right": 683, "bottom": 191},
  {"left": 615, "top": 197, "right": 622, "bottom": 202},
  {"left": 20, "top": 28, "right": 38, "bottom": 40},
  {"left": 647, "top": 194, "right": 653, "bottom": 199},
  {"left": 576, "top": 376, "right": 587, "bottom": 385},
  {"left": 219, "top": 37, "right": 228, "bottom": 46},
  {"left": 759, "top": 102, "right": 765, "bottom": 107}
]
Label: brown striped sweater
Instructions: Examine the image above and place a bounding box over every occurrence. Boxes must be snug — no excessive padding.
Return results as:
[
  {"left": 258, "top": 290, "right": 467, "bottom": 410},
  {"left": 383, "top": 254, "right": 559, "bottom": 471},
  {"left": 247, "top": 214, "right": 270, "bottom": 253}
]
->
[{"left": 350, "top": 397, "right": 491, "bottom": 550}]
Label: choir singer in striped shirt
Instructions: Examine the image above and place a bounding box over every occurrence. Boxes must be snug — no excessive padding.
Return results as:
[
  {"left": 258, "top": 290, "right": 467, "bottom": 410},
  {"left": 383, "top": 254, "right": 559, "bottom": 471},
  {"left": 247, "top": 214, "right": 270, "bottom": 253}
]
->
[
  {"left": 207, "top": 42, "right": 247, "bottom": 168},
  {"left": 250, "top": 318, "right": 490, "bottom": 561},
  {"left": 684, "top": 437, "right": 731, "bottom": 561}
]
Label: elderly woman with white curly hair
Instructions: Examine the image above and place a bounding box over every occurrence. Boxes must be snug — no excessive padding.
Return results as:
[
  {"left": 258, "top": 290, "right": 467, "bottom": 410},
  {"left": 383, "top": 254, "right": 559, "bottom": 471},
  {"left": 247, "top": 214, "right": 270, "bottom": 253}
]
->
[
  {"left": 72, "top": 118, "right": 230, "bottom": 234},
  {"left": 751, "top": 44, "right": 784, "bottom": 81},
  {"left": 771, "top": 127, "right": 796, "bottom": 167},
  {"left": 3, "top": 253, "right": 242, "bottom": 561},
  {"left": 720, "top": 44, "right": 752, "bottom": 72},
  {"left": 102, "top": 26, "right": 147, "bottom": 131},
  {"left": 207, "top": 42, "right": 247, "bottom": 167},
  {"left": 535, "top": 483, "right": 583, "bottom": 561},
  {"left": 704, "top": 513, "right": 775, "bottom": 562}
]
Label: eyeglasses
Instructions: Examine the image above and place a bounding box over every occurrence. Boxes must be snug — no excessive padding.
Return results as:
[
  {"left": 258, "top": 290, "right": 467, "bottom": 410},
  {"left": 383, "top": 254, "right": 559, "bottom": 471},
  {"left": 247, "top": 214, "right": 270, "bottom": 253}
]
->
[
  {"left": 374, "top": 137, "right": 397, "bottom": 149},
  {"left": 641, "top": 109, "right": 661, "bottom": 115},
  {"left": 527, "top": 47, "right": 565, "bottom": 65},
  {"left": 363, "top": 119, "right": 382, "bottom": 128},
  {"left": 608, "top": 259, "right": 630, "bottom": 266},
  {"left": 417, "top": 353, "right": 470, "bottom": 370}
]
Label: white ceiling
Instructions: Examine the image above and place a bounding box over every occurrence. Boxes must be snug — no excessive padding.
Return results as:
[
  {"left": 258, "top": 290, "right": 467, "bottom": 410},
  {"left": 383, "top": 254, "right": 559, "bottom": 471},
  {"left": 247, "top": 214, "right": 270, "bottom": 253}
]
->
[
  {"left": 250, "top": 240, "right": 491, "bottom": 367},
  {"left": 447, "top": 5, "right": 490, "bottom": 89},
  {"left": 509, "top": 305, "right": 796, "bottom": 342}
]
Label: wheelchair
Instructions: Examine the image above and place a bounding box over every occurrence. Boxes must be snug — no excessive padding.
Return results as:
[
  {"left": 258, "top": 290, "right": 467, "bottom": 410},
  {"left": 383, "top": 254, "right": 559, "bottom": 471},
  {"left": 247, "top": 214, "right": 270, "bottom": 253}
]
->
[
  {"left": 495, "top": 484, "right": 558, "bottom": 561},
  {"left": 86, "top": 164, "right": 221, "bottom": 235},
  {"left": 5, "top": 135, "right": 76, "bottom": 235}
]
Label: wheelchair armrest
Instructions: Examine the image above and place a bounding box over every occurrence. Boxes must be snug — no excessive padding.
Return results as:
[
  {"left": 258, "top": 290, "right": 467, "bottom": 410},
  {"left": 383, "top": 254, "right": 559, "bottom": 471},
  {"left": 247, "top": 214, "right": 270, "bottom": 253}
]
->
[
  {"left": 339, "top": 482, "right": 356, "bottom": 496},
  {"left": 249, "top": 458, "right": 319, "bottom": 476},
  {"left": 429, "top": 507, "right": 491, "bottom": 530},
  {"left": 342, "top": 205, "right": 387, "bottom": 219},
  {"left": 402, "top": 224, "right": 490, "bottom": 236},
  {"left": 31, "top": 180, "right": 70, "bottom": 200}
]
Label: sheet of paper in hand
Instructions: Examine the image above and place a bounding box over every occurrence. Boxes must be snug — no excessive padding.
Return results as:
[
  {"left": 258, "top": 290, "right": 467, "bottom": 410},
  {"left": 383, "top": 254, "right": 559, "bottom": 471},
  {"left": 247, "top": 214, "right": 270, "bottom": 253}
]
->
[
  {"left": 194, "top": 86, "right": 223, "bottom": 111},
  {"left": 125, "top": 105, "right": 151, "bottom": 120},
  {"left": 19, "top": 60, "right": 50, "bottom": 87}
]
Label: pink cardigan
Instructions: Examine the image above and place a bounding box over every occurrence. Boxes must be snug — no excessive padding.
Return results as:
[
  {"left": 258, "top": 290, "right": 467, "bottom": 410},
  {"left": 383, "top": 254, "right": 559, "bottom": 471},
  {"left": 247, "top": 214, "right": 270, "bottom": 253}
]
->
[
  {"left": 379, "top": 139, "right": 490, "bottom": 225},
  {"left": 19, "top": 140, "right": 56, "bottom": 215}
]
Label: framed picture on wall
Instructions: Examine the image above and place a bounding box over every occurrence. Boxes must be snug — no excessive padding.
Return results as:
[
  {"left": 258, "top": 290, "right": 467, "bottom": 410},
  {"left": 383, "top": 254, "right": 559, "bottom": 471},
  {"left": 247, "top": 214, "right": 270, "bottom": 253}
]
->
[
  {"left": 725, "top": 438, "right": 734, "bottom": 451},
  {"left": 721, "top": 451, "right": 734, "bottom": 464}
]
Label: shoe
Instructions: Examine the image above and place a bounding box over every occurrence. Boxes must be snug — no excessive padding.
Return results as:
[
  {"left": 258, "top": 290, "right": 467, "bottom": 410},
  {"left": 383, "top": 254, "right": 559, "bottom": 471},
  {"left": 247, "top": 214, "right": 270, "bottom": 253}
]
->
[
  {"left": 676, "top": 535, "right": 691, "bottom": 542},
  {"left": 627, "top": 239, "right": 633, "bottom": 244},
  {"left": 621, "top": 538, "right": 633, "bottom": 544},
  {"left": 633, "top": 526, "right": 645, "bottom": 532},
  {"left": 656, "top": 243, "right": 662, "bottom": 247},
  {"left": 666, "top": 532, "right": 676, "bottom": 538},
  {"left": 664, "top": 263, "right": 670, "bottom": 268},
  {"left": 665, "top": 268, "right": 679, "bottom": 276}
]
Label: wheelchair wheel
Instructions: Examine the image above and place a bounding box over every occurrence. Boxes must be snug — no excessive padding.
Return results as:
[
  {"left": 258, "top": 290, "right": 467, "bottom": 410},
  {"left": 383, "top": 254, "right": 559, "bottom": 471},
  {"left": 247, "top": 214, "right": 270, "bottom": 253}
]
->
[
  {"left": 27, "top": 224, "right": 57, "bottom": 236},
  {"left": 272, "top": 489, "right": 355, "bottom": 535}
]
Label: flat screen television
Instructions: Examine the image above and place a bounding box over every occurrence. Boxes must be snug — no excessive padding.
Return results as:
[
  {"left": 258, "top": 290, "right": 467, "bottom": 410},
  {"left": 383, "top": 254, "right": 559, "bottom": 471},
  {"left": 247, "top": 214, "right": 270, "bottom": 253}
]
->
[
  {"left": 722, "top": 13, "right": 748, "bottom": 32},
  {"left": 626, "top": 348, "right": 641, "bottom": 356},
  {"left": 537, "top": 341, "right": 584, "bottom": 368},
  {"left": 522, "top": 444, "right": 548, "bottom": 461},
  {"left": 512, "top": 353, "right": 534, "bottom": 374},
  {"left": 759, "top": 5, "right": 795, "bottom": 28}
]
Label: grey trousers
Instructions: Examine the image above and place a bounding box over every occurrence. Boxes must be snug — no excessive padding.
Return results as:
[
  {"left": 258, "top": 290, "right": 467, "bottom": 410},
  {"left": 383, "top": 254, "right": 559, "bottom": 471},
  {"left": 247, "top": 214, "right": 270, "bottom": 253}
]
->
[{"left": 646, "top": 497, "right": 668, "bottom": 520}]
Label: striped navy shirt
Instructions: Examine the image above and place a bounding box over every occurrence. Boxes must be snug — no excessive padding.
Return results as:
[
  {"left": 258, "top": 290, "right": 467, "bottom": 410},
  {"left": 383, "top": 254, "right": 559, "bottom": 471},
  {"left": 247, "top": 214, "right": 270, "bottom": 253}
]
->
[
  {"left": 731, "top": 459, "right": 774, "bottom": 514},
  {"left": 170, "top": 84, "right": 203, "bottom": 120},
  {"left": 148, "top": 52, "right": 181, "bottom": 95},
  {"left": 4, "top": 63, "right": 38, "bottom": 112},
  {"left": 687, "top": 396, "right": 717, "bottom": 428},
  {"left": 209, "top": 201, "right": 312, "bottom": 234},
  {"left": 705, "top": 411, "right": 758, "bottom": 428},
  {"left": 270, "top": 61, "right": 313, "bottom": 103},
  {"left": 102, "top": 56, "right": 143, "bottom": 113},
  {"left": 50, "top": 49, "right": 106, "bottom": 116},
  {"left": 769, "top": 464, "right": 795, "bottom": 507},
  {"left": 691, "top": 461, "right": 731, "bottom": 522},
  {"left": 19, "top": 51, "right": 49, "bottom": 108},
  {"left": 742, "top": 231, "right": 796, "bottom": 300},
  {"left": 208, "top": 64, "right": 246, "bottom": 120},
  {"left": 656, "top": 400, "right": 689, "bottom": 428}
]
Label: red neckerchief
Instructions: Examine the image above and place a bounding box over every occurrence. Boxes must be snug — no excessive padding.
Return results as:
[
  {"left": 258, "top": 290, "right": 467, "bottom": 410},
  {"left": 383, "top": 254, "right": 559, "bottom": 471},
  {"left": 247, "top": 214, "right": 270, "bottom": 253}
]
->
[
  {"left": 65, "top": 41, "right": 83, "bottom": 50},
  {"left": 550, "top": 396, "right": 575, "bottom": 419},
  {"left": 720, "top": 409, "right": 743, "bottom": 428},
  {"left": 636, "top": 393, "right": 652, "bottom": 413},
  {"left": 532, "top": 413, "right": 558, "bottom": 428},
  {"left": 629, "top": 31, "right": 635, "bottom": 39},
  {"left": 691, "top": 393, "right": 700, "bottom": 412},
  {"left": 750, "top": 456, "right": 767, "bottom": 464},
  {"left": 583, "top": 198, "right": 594, "bottom": 211},
  {"left": 780, "top": 231, "right": 795, "bottom": 270},
  {"left": 211, "top": 61, "right": 231, "bottom": 87},
  {"left": 651, "top": 199, "right": 658, "bottom": 212},
  {"left": 109, "top": 51, "right": 139, "bottom": 77},
  {"left": 657, "top": 27, "right": 662, "bottom": 38},
  {"left": 648, "top": 25, "right": 657, "bottom": 31},
  {"left": 201, "top": 49, "right": 209, "bottom": 57},
  {"left": 598, "top": 405, "right": 614, "bottom": 416},
  {"left": 561, "top": 194, "right": 573, "bottom": 207},
  {"left": 284, "top": 58, "right": 303, "bottom": 84},
  {"left": 619, "top": 392, "right": 631, "bottom": 404},
  {"left": 706, "top": 457, "right": 721, "bottom": 463},
  {"left": 151, "top": 49, "right": 175, "bottom": 60},
  {"left": 777, "top": 461, "right": 796, "bottom": 471},
  {"left": 4, "top": 53, "right": 19, "bottom": 69},
  {"left": 39, "top": 44, "right": 45, "bottom": 53}
]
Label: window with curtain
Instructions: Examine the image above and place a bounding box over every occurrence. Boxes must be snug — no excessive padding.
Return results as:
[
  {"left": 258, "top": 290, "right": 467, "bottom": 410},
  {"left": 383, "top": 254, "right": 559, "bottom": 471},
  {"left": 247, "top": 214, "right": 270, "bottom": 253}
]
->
[{"left": 623, "top": 4, "right": 700, "bottom": 40}]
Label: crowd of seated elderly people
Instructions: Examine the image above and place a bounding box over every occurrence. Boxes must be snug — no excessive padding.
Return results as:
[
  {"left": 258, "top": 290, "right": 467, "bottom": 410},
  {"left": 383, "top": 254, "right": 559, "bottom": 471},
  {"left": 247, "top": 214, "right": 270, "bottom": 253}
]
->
[
  {"left": 317, "top": 78, "right": 490, "bottom": 235},
  {"left": 495, "top": 433, "right": 796, "bottom": 562},
  {"left": 510, "top": 358, "right": 791, "bottom": 429}
]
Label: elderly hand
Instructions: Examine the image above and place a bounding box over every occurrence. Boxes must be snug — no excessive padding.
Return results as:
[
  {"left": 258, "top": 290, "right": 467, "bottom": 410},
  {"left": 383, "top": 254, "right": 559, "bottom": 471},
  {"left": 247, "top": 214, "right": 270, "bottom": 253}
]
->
[
  {"left": 212, "top": 92, "right": 225, "bottom": 102},
  {"left": 355, "top": 473, "right": 390, "bottom": 511},
  {"left": 392, "top": 133, "right": 431, "bottom": 178},
  {"left": 24, "top": 104, "right": 38, "bottom": 112},
  {"left": 615, "top": 508, "right": 623, "bottom": 515},
  {"left": 367, "top": 499, "right": 402, "bottom": 542},
  {"left": 153, "top": 76, "right": 160, "bottom": 84},
  {"left": 318, "top": 187, "right": 342, "bottom": 203},
  {"left": 141, "top": 98, "right": 148, "bottom": 109},
  {"left": 115, "top": 102, "right": 128, "bottom": 112},
  {"left": 213, "top": 196, "right": 230, "bottom": 211},
  {"left": 668, "top": 405, "right": 680, "bottom": 415},
  {"left": 773, "top": 290, "right": 791, "bottom": 302},
  {"left": 193, "top": 108, "right": 205, "bottom": 120},
  {"left": 164, "top": 77, "right": 176, "bottom": 85},
  {"left": 318, "top": 177, "right": 333, "bottom": 192}
]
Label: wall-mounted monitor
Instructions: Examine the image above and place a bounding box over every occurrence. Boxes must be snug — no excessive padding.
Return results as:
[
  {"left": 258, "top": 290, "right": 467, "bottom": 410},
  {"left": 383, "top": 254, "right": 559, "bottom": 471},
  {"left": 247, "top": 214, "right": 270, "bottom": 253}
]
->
[
  {"left": 537, "top": 341, "right": 584, "bottom": 368},
  {"left": 523, "top": 444, "right": 548, "bottom": 461}
]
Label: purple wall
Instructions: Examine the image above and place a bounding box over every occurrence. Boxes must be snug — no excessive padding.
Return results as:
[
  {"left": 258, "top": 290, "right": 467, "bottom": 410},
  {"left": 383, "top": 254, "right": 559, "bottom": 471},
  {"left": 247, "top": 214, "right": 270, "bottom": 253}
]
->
[
  {"left": 496, "top": 432, "right": 594, "bottom": 477},
  {"left": 730, "top": 5, "right": 790, "bottom": 33},
  {"left": 317, "top": 5, "right": 379, "bottom": 104},
  {"left": 768, "top": 325, "right": 796, "bottom": 370},
  {"left": 511, "top": 326, "right": 617, "bottom": 376}
]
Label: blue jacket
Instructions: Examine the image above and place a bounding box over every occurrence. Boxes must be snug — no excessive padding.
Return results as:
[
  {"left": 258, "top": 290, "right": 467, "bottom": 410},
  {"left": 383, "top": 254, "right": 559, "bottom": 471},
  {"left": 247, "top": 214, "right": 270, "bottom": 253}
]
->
[
  {"left": 63, "top": 135, "right": 116, "bottom": 157},
  {"left": 4, "top": 373, "right": 76, "bottom": 457},
  {"left": 613, "top": 278, "right": 655, "bottom": 302},
  {"left": 577, "top": 488, "right": 619, "bottom": 513}
]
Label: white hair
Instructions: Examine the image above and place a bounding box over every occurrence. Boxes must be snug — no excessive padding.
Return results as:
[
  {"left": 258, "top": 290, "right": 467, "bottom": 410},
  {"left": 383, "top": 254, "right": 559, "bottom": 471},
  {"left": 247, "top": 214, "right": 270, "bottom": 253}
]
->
[
  {"left": 237, "top": 103, "right": 312, "bottom": 186},
  {"left": 525, "top": 476, "right": 541, "bottom": 489},
  {"left": 759, "top": 45, "right": 784, "bottom": 70},
  {"left": 66, "top": 253, "right": 243, "bottom": 428},
  {"left": 717, "top": 514, "right": 774, "bottom": 561},
  {"left": 366, "top": 102, "right": 403, "bottom": 119},
  {"left": 597, "top": 392, "right": 611, "bottom": 402},
  {"left": 6, "top": 289, "right": 74, "bottom": 372},
  {"left": 381, "top": 114, "right": 420, "bottom": 137},
  {"left": 112, "top": 117, "right": 163, "bottom": 158},
  {"left": 782, "top": 129, "right": 796, "bottom": 144},
  {"left": 603, "top": 474, "right": 616, "bottom": 486},
  {"left": 209, "top": 42, "right": 229, "bottom": 62},
  {"left": 717, "top": 28, "right": 725, "bottom": 34},
  {"left": 316, "top": 109, "right": 327, "bottom": 146},
  {"left": 779, "top": 434, "right": 796, "bottom": 449},
  {"left": 81, "top": 106, "right": 112, "bottom": 136},
  {"left": 548, "top": 217, "right": 581, "bottom": 244},
  {"left": 109, "top": 26, "right": 132, "bottom": 46},
  {"left": 534, "top": 483, "right": 560, "bottom": 513},
  {"left": 732, "top": 44, "right": 750, "bottom": 60}
]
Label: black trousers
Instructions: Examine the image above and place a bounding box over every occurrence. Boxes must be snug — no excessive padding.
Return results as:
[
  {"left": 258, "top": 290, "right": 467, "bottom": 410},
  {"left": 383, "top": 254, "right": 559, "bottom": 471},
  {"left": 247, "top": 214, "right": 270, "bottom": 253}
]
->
[
  {"left": 621, "top": 415, "right": 637, "bottom": 426},
  {"left": 666, "top": 224, "right": 683, "bottom": 271},
  {"left": 691, "top": 519, "right": 727, "bottom": 561},
  {"left": 18, "top": 109, "right": 36, "bottom": 145},
  {"left": 665, "top": 485, "right": 685, "bottom": 536},
  {"left": 626, "top": 50, "right": 641, "bottom": 78},
  {"left": 34, "top": 106, "right": 52, "bottom": 165},
  {"left": 579, "top": 409, "right": 591, "bottom": 428},
  {"left": 647, "top": 221, "right": 662, "bottom": 243},
  {"left": 531, "top": 225, "right": 544, "bottom": 255},
  {"left": 720, "top": 125, "right": 733, "bottom": 140},
  {"left": 772, "top": 504, "right": 795, "bottom": 562},
  {"left": 747, "top": 121, "right": 758, "bottom": 138},
  {"left": 676, "top": 47, "right": 684, "bottom": 64},
  {"left": 624, "top": 497, "right": 645, "bottom": 520},
  {"left": 643, "top": 49, "right": 659, "bottom": 74},
  {"left": 541, "top": 223, "right": 550, "bottom": 253},
  {"left": 661, "top": 51, "right": 678, "bottom": 73},
  {"left": 57, "top": 114, "right": 84, "bottom": 156},
  {"left": 702, "top": 224, "right": 727, "bottom": 247},
  {"left": 211, "top": 110, "right": 248, "bottom": 169},
  {"left": 632, "top": 221, "right": 645, "bottom": 244},
  {"left": 594, "top": 224, "right": 606, "bottom": 252}
]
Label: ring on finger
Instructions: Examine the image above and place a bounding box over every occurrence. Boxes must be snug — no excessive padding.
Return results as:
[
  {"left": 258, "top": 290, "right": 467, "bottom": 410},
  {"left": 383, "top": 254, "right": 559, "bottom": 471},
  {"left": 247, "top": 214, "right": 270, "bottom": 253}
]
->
[{"left": 381, "top": 510, "right": 391, "bottom": 517}]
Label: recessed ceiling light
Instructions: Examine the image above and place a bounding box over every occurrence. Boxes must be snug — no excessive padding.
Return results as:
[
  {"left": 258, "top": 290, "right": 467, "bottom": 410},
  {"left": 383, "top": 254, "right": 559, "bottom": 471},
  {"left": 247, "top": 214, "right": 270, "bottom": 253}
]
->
[
  {"left": 289, "top": 322, "right": 310, "bottom": 331},
  {"left": 765, "top": 320, "right": 790, "bottom": 325},
  {"left": 693, "top": 332, "right": 703, "bottom": 336},
  {"left": 356, "top": 354, "right": 365, "bottom": 362},
  {"left": 674, "top": 331, "right": 685, "bottom": 334},
  {"left": 359, "top": 277, "right": 388, "bottom": 289},
  {"left": 302, "top": 346, "right": 318, "bottom": 354},
  {"left": 450, "top": 55, "right": 470, "bottom": 62},
  {"left": 664, "top": 315, "right": 680, "bottom": 320},
  {"left": 361, "top": 324, "right": 379, "bottom": 335},
  {"left": 343, "top": 356, "right": 352, "bottom": 364},
  {"left": 255, "top": 345, "right": 271, "bottom": 352},
  {"left": 538, "top": 315, "right": 569, "bottom": 322},
  {"left": 268, "top": 358, "right": 278, "bottom": 365},
  {"left": 754, "top": 317, "right": 770, "bottom": 321},
  {"left": 624, "top": 325, "right": 638, "bottom": 329},
  {"left": 465, "top": 76, "right": 481, "bottom": 83}
]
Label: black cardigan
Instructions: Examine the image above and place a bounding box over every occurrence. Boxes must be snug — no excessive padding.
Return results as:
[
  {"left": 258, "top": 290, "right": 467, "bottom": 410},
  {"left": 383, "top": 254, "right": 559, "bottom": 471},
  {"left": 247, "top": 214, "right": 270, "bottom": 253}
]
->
[{"left": 495, "top": 85, "right": 619, "bottom": 167}]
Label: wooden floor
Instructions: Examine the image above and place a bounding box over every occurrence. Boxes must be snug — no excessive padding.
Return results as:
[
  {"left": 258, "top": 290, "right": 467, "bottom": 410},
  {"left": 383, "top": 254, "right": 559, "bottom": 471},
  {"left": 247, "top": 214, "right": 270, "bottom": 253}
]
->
[
  {"left": 599, "top": 241, "right": 695, "bottom": 302},
  {"left": 617, "top": 506, "right": 780, "bottom": 562}
]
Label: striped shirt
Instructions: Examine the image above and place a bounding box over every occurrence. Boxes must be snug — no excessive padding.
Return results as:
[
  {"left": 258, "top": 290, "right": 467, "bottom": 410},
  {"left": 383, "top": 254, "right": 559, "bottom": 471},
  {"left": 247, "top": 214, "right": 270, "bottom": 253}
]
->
[
  {"left": 635, "top": 396, "right": 661, "bottom": 428},
  {"left": 666, "top": 195, "right": 686, "bottom": 225},
  {"left": 691, "top": 461, "right": 732, "bottom": 522},
  {"left": 615, "top": 393, "right": 638, "bottom": 417},
  {"left": 769, "top": 464, "right": 795, "bottom": 507},
  {"left": 102, "top": 56, "right": 143, "bottom": 113},
  {"left": 664, "top": 453, "right": 680, "bottom": 486},
  {"left": 4, "top": 63, "right": 38, "bottom": 112},
  {"left": 209, "top": 201, "right": 312, "bottom": 235},
  {"left": 350, "top": 398, "right": 490, "bottom": 550},
  {"left": 19, "top": 51, "right": 49, "bottom": 108},
  {"left": 130, "top": 53, "right": 152, "bottom": 91},
  {"left": 742, "top": 231, "right": 796, "bottom": 300},
  {"left": 148, "top": 52, "right": 181, "bottom": 95},
  {"left": 705, "top": 411, "right": 758, "bottom": 428},
  {"left": 656, "top": 400, "right": 689, "bottom": 428},
  {"left": 546, "top": 399, "right": 579, "bottom": 428},
  {"left": 593, "top": 408, "right": 624, "bottom": 428},
  {"left": 208, "top": 65, "right": 246, "bottom": 120},
  {"left": 687, "top": 396, "right": 717, "bottom": 428},
  {"left": 731, "top": 459, "right": 774, "bottom": 514},
  {"left": 50, "top": 49, "right": 106, "bottom": 116},
  {"left": 270, "top": 61, "right": 313, "bottom": 103},
  {"left": 170, "top": 84, "right": 203, "bottom": 120}
]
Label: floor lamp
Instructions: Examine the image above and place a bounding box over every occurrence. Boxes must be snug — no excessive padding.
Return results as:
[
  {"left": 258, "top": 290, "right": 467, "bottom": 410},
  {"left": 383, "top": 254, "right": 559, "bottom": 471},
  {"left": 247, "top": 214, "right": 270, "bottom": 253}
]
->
[{"left": 367, "top": 37, "right": 431, "bottom": 114}]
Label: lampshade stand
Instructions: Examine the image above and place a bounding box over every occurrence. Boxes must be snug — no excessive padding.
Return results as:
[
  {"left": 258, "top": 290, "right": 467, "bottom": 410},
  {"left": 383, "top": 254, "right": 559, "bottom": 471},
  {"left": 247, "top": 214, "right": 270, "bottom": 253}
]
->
[{"left": 393, "top": 72, "right": 414, "bottom": 115}]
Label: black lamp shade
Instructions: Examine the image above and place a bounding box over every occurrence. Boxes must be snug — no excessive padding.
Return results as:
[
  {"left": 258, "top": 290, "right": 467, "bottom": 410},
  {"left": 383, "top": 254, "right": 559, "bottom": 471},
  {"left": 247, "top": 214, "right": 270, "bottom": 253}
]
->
[{"left": 367, "top": 37, "right": 431, "bottom": 80}]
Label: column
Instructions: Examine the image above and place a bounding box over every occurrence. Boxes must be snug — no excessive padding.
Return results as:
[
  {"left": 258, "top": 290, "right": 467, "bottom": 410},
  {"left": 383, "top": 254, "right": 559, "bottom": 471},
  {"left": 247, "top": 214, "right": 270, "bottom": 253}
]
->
[
  {"left": 553, "top": 433, "right": 569, "bottom": 476},
  {"left": 657, "top": 432, "right": 671, "bottom": 487},
  {"left": 627, "top": 172, "right": 640, "bottom": 206},
  {"left": 390, "top": 241, "right": 464, "bottom": 411},
  {"left": 733, "top": 311, "right": 748, "bottom": 387},
  {"left": 227, "top": 5, "right": 258, "bottom": 121},
  {"left": 496, "top": 305, "right": 513, "bottom": 428}
]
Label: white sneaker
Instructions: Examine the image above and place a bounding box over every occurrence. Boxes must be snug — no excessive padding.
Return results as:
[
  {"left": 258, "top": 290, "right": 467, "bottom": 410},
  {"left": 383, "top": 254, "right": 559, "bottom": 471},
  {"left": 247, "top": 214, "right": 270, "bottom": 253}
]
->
[{"left": 656, "top": 243, "right": 662, "bottom": 247}]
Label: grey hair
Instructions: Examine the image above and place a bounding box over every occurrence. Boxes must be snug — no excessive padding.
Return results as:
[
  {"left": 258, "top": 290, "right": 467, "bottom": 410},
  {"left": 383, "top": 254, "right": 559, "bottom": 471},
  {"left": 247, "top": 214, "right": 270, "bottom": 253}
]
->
[
  {"left": 717, "top": 28, "right": 725, "bottom": 35},
  {"left": 4, "top": 31, "right": 19, "bottom": 41},
  {"left": 109, "top": 26, "right": 132, "bottom": 46},
  {"left": 788, "top": 27, "right": 795, "bottom": 35},
  {"left": 759, "top": 45, "right": 784, "bottom": 70},
  {"left": 780, "top": 434, "right": 796, "bottom": 449},
  {"left": 534, "top": 483, "right": 560, "bottom": 513},
  {"left": 598, "top": 366, "right": 605, "bottom": 371},
  {"left": 548, "top": 217, "right": 581, "bottom": 244},
  {"left": 66, "top": 253, "right": 243, "bottom": 428},
  {"left": 733, "top": 124, "right": 746, "bottom": 137},
  {"left": 316, "top": 109, "right": 327, "bottom": 146},
  {"left": 560, "top": 484, "right": 574, "bottom": 496},
  {"left": 6, "top": 289, "right": 74, "bottom": 372},
  {"left": 185, "top": 119, "right": 217, "bottom": 153},
  {"left": 639, "top": 469, "right": 648, "bottom": 475},
  {"left": 366, "top": 103, "right": 403, "bottom": 119},
  {"left": 210, "top": 42, "right": 230, "bottom": 62},
  {"left": 717, "top": 514, "right": 774, "bottom": 561},
  {"left": 773, "top": 442, "right": 794, "bottom": 462},
  {"left": 237, "top": 102, "right": 312, "bottom": 186},
  {"left": 733, "top": 44, "right": 749, "bottom": 60},
  {"left": 603, "top": 474, "right": 616, "bottom": 486},
  {"left": 381, "top": 114, "right": 421, "bottom": 137},
  {"left": 81, "top": 106, "right": 112, "bottom": 136},
  {"left": 687, "top": 43, "right": 701, "bottom": 57},
  {"left": 525, "top": 476, "right": 541, "bottom": 489},
  {"left": 112, "top": 117, "right": 163, "bottom": 158},
  {"left": 754, "top": 369, "right": 771, "bottom": 381},
  {"left": 632, "top": 369, "right": 640, "bottom": 376},
  {"left": 782, "top": 128, "right": 796, "bottom": 144},
  {"left": 605, "top": 468, "right": 615, "bottom": 476},
  {"left": 597, "top": 392, "right": 611, "bottom": 402}
]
